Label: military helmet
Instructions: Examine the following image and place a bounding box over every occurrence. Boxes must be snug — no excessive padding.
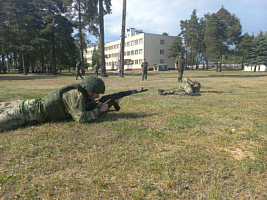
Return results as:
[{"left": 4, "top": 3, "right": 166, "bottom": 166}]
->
[{"left": 80, "top": 76, "right": 105, "bottom": 94}]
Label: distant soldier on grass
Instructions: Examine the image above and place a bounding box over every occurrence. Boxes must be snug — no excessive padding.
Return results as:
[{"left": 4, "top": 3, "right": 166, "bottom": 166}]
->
[
  {"left": 94, "top": 63, "right": 100, "bottom": 77},
  {"left": 76, "top": 61, "right": 83, "bottom": 80},
  {"left": 158, "top": 77, "right": 201, "bottom": 96},
  {"left": 141, "top": 59, "right": 149, "bottom": 81},
  {"left": 175, "top": 52, "right": 185, "bottom": 82},
  {"left": 0, "top": 76, "right": 120, "bottom": 132}
]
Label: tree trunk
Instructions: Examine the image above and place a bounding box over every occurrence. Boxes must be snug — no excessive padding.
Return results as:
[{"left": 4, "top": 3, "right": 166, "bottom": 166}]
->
[
  {"left": 202, "top": 56, "right": 204, "bottom": 70},
  {"left": 206, "top": 59, "right": 208, "bottom": 70},
  {"left": 119, "top": 0, "right": 126, "bottom": 77},
  {"left": 22, "top": 53, "right": 27, "bottom": 75},
  {"left": 0, "top": 54, "right": 3, "bottom": 74},
  {"left": 196, "top": 50, "right": 199, "bottom": 69},
  {"left": 51, "top": 32, "right": 57, "bottom": 75},
  {"left": 254, "top": 65, "right": 257, "bottom": 72},
  {"left": 44, "top": 56, "right": 47, "bottom": 73},
  {"left": 216, "top": 62, "right": 218, "bottom": 72},
  {"left": 99, "top": 0, "right": 107, "bottom": 77},
  {"left": 78, "top": 1, "right": 85, "bottom": 75},
  {"left": 219, "top": 49, "right": 222, "bottom": 72},
  {"left": 185, "top": 39, "right": 188, "bottom": 68}
]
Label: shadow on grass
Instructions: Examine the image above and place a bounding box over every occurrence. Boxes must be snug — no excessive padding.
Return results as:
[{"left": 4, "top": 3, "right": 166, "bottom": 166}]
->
[
  {"left": 93, "top": 112, "right": 155, "bottom": 123},
  {"left": 0, "top": 74, "right": 61, "bottom": 81},
  {"left": 2, "top": 112, "right": 155, "bottom": 133}
]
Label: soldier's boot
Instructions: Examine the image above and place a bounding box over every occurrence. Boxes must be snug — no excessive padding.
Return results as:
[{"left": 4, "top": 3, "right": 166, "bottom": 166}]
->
[
  {"left": 158, "top": 89, "right": 165, "bottom": 95},
  {"left": 178, "top": 78, "right": 180, "bottom": 82},
  {"left": 189, "top": 92, "right": 201, "bottom": 96}
]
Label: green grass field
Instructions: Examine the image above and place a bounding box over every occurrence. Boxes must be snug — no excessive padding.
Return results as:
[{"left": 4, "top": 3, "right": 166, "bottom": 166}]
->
[{"left": 0, "top": 69, "right": 267, "bottom": 199}]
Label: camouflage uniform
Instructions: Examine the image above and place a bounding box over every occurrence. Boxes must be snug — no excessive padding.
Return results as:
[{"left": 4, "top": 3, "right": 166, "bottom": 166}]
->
[
  {"left": 141, "top": 61, "right": 148, "bottom": 81},
  {"left": 76, "top": 62, "right": 83, "bottom": 80},
  {"left": 94, "top": 63, "right": 99, "bottom": 77},
  {"left": 175, "top": 54, "right": 184, "bottom": 82},
  {"left": 0, "top": 77, "right": 104, "bottom": 132},
  {"left": 159, "top": 78, "right": 201, "bottom": 95}
]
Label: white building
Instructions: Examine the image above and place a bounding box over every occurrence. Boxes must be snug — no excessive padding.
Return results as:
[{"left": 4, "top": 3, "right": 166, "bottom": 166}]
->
[
  {"left": 85, "top": 28, "right": 176, "bottom": 71},
  {"left": 244, "top": 65, "right": 267, "bottom": 72}
]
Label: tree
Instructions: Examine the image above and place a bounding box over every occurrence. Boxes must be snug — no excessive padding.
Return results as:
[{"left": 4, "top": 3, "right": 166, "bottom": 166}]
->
[
  {"left": 179, "top": 19, "right": 189, "bottom": 67},
  {"left": 168, "top": 35, "right": 183, "bottom": 58},
  {"left": 204, "top": 13, "right": 222, "bottom": 71},
  {"left": 39, "top": 0, "right": 70, "bottom": 75},
  {"left": 99, "top": 0, "right": 111, "bottom": 77},
  {"left": 67, "top": 0, "right": 98, "bottom": 75},
  {"left": 3, "top": 0, "right": 42, "bottom": 75},
  {"left": 216, "top": 5, "right": 242, "bottom": 71},
  {"left": 247, "top": 31, "right": 267, "bottom": 71},
  {"left": 236, "top": 32, "right": 252, "bottom": 69},
  {"left": 92, "top": 45, "right": 100, "bottom": 66},
  {"left": 119, "top": 0, "right": 126, "bottom": 77},
  {"left": 187, "top": 9, "right": 200, "bottom": 69}
]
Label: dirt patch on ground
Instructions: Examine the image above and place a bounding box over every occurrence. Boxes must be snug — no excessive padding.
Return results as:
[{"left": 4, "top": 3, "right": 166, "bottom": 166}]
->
[
  {"left": 0, "top": 100, "right": 23, "bottom": 114},
  {"left": 223, "top": 148, "right": 255, "bottom": 160}
]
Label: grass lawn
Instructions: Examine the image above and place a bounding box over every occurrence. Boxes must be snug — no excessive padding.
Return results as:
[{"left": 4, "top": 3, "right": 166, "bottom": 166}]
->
[{"left": 0, "top": 69, "right": 267, "bottom": 199}]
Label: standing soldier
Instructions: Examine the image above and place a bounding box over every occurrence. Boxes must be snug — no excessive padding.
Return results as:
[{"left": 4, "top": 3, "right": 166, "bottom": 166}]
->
[
  {"left": 175, "top": 52, "right": 184, "bottom": 82},
  {"left": 141, "top": 59, "right": 149, "bottom": 81},
  {"left": 76, "top": 61, "right": 83, "bottom": 80},
  {"left": 94, "top": 63, "right": 99, "bottom": 77}
]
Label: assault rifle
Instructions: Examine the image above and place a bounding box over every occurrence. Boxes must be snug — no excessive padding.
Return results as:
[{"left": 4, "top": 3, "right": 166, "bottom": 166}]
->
[{"left": 86, "top": 87, "right": 148, "bottom": 111}]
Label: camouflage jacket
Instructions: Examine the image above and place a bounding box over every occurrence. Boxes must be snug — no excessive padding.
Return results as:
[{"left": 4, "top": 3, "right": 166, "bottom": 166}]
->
[
  {"left": 41, "top": 84, "right": 102, "bottom": 123},
  {"left": 175, "top": 57, "right": 184, "bottom": 69},
  {"left": 141, "top": 62, "right": 148, "bottom": 71}
]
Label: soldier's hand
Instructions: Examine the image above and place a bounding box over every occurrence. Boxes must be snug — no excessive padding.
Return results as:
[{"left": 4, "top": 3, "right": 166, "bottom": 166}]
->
[{"left": 101, "top": 99, "right": 111, "bottom": 112}]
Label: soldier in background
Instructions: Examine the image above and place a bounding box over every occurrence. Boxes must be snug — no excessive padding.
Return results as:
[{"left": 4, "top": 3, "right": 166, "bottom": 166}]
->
[
  {"left": 158, "top": 77, "right": 201, "bottom": 96},
  {"left": 0, "top": 76, "right": 119, "bottom": 132},
  {"left": 76, "top": 61, "right": 83, "bottom": 80},
  {"left": 94, "top": 63, "right": 99, "bottom": 77},
  {"left": 175, "top": 52, "right": 185, "bottom": 82},
  {"left": 141, "top": 59, "right": 149, "bottom": 81}
]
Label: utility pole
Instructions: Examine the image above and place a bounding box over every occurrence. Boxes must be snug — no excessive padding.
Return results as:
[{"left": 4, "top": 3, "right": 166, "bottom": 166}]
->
[{"left": 119, "top": 0, "right": 126, "bottom": 77}]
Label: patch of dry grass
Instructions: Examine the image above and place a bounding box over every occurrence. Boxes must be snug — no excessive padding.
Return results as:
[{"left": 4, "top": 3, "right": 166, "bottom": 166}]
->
[{"left": 0, "top": 69, "right": 267, "bottom": 199}]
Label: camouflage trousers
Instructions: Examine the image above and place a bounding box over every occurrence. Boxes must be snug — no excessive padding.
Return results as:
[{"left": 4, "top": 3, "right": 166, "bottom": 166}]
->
[
  {"left": 142, "top": 71, "right": 147, "bottom": 81},
  {"left": 161, "top": 83, "right": 193, "bottom": 95},
  {"left": 0, "top": 99, "right": 47, "bottom": 132}
]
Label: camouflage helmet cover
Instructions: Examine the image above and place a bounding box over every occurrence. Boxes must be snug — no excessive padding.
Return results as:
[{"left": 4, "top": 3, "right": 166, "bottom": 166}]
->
[{"left": 80, "top": 76, "right": 105, "bottom": 94}]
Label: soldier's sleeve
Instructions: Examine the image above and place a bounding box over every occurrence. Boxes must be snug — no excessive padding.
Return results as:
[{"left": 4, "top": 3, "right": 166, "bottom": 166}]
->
[
  {"left": 62, "top": 90, "right": 102, "bottom": 123},
  {"left": 178, "top": 83, "right": 193, "bottom": 94}
]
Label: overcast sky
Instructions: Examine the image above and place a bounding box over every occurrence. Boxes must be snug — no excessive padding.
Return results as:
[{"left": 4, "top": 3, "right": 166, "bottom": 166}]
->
[{"left": 88, "top": 0, "right": 267, "bottom": 43}]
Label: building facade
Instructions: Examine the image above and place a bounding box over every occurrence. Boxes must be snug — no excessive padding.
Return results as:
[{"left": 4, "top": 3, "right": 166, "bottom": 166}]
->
[{"left": 85, "top": 28, "right": 176, "bottom": 70}]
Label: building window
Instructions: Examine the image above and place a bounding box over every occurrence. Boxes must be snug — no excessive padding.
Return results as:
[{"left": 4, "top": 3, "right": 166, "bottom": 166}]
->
[
  {"left": 139, "top": 59, "right": 143, "bottom": 64},
  {"left": 131, "top": 41, "right": 134, "bottom": 46},
  {"left": 127, "top": 51, "right": 130, "bottom": 56},
  {"left": 127, "top": 42, "right": 130, "bottom": 46},
  {"left": 135, "top": 60, "right": 138, "bottom": 64},
  {"left": 135, "top": 39, "right": 138, "bottom": 45},
  {"left": 160, "top": 40, "right": 165, "bottom": 44},
  {"left": 160, "top": 59, "right": 164, "bottom": 63},
  {"left": 160, "top": 50, "right": 164, "bottom": 54},
  {"left": 139, "top": 49, "right": 143, "bottom": 54},
  {"left": 139, "top": 38, "right": 143, "bottom": 44},
  {"left": 135, "top": 50, "right": 138, "bottom": 55},
  {"left": 117, "top": 44, "right": 120, "bottom": 48}
]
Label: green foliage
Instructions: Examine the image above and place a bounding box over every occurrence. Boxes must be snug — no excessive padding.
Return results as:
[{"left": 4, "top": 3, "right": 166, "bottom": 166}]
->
[
  {"left": 92, "top": 45, "right": 100, "bottom": 66},
  {"left": 247, "top": 31, "right": 267, "bottom": 68}
]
